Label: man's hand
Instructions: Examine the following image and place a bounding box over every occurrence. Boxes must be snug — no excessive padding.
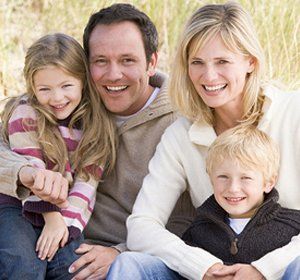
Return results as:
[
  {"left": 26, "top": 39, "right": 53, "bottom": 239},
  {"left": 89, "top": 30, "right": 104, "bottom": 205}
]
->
[
  {"left": 203, "top": 263, "right": 234, "bottom": 280},
  {"left": 36, "top": 212, "right": 69, "bottom": 261},
  {"left": 69, "top": 244, "right": 120, "bottom": 280},
  {"left": 212, "top": 263, "right": 265, "bottom": 280},
  {"left": 18, "top": 166, "right": 69, "bottom": 208}
]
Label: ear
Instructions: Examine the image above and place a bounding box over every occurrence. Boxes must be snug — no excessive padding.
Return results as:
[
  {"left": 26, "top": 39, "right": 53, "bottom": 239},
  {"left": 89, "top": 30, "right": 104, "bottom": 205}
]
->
[
  {"left": 264, "top": 176, "right": 277, "bottom": 193},
  {"left": 147, "top": 52, "right": 158, "bottom": 77},
  {"left": 247, "top": 56, "right": 256, "bottom": 73}
]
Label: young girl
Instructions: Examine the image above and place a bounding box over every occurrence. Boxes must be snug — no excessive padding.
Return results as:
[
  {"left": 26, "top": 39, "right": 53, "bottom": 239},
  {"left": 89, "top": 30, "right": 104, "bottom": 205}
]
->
[{"left": 0, "top": 33, "right": 116, "bottom": 278}]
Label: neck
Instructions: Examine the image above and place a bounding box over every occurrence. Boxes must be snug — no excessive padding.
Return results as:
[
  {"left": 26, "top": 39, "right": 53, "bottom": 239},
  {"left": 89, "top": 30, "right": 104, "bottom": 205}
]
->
[{"left": 214, "top": 109, "right": 243, "bottom": 135}]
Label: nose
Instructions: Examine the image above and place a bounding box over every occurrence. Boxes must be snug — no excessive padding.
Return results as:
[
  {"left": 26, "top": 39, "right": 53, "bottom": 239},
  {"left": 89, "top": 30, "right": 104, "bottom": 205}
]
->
[
  {"left": 204, "top": 65, "right": 218, "bottom": 81},
  {"left": 228, "top": 178, "right": 240, "bottom": 193},
  {"left": 52, "top": 89, "right": 64, "bottom": 102},
  {"left": 105, "top": 62, "right": 123, "bottom": 81}
]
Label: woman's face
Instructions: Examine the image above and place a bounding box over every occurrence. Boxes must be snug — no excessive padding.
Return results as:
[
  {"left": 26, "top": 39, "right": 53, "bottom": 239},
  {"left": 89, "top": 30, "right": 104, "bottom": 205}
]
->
[{"left": 188, "top": 34, "right": 254, "bottom": 114}]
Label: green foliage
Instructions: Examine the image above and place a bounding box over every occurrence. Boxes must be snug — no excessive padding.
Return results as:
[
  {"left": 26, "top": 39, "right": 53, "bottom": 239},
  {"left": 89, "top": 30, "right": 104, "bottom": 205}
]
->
[{"left": 0, "top": 0, "right": 299, "bottom": 98}]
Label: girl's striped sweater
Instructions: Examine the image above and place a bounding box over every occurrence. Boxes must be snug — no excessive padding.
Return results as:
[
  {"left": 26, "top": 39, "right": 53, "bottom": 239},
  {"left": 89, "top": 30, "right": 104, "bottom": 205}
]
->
[{"left": 0, "top": 99, "right": 102, "bottom": 241}]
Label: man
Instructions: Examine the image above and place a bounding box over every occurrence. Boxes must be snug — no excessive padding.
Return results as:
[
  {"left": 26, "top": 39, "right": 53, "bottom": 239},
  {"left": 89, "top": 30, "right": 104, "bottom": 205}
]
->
[{"left": 0, "top": 4, "right": 195, "bottom": 279}]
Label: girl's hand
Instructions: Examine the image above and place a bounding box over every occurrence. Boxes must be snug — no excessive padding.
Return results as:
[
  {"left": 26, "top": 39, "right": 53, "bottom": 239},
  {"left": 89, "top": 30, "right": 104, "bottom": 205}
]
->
[{"left": 36, "top": 212, "right": 69, "bottom": 261}]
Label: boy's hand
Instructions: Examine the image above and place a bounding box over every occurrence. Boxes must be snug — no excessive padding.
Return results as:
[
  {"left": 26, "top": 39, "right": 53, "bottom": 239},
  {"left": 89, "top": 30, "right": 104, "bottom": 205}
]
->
[
  {"left": 36, "top": 212, "right": 69, "bottom": 261},
  {"left": 19, "top": 166, "right": 69, "bottom": 208}
]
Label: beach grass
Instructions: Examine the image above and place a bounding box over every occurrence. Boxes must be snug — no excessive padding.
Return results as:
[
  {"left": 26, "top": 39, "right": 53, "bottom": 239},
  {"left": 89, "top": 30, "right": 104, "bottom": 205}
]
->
[{"left": 0, "top": 0, "right": 299, "bottom": 100}]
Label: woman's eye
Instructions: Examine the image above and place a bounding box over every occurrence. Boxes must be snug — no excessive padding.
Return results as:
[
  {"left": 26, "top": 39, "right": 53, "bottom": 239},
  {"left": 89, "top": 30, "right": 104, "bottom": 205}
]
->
[{"left": 219, "top": 60, "right": 228, "bottom": 64}]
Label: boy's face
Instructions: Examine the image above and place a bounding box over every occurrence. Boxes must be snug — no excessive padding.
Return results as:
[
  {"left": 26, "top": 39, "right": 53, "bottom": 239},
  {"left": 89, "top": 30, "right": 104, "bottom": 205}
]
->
[{"left": 210, "top": 159, "right": 274, "bottom": 219}]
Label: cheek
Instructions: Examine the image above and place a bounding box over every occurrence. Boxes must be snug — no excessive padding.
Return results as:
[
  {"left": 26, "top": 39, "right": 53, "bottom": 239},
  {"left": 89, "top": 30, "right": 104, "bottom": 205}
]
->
[{"left": 90, "top": 65, "right": 102, "bottom": 82}]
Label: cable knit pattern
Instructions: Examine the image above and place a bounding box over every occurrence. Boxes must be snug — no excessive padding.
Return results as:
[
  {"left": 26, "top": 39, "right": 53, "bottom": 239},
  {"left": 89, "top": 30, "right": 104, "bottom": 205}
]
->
[{"left": 0, "top": 99, "right": 102, "bottom": 241}]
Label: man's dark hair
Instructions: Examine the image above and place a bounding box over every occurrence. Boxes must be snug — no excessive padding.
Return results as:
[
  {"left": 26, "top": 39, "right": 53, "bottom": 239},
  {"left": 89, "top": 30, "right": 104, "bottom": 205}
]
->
[{"left": 83, "top": 3, "right": 158, "bottom": 62}]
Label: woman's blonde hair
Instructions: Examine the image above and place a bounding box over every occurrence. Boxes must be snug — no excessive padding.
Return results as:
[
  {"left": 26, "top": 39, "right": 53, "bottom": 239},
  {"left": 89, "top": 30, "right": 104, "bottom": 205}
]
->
[
  {"left": 206, "top": 125, "right": 280, "bottom": 182},
  {"left": 2, "top": 33, "right": 116, "bottom": 179},
  {"left": 169, "top": 1, "right": 265, "bottom": 126}
]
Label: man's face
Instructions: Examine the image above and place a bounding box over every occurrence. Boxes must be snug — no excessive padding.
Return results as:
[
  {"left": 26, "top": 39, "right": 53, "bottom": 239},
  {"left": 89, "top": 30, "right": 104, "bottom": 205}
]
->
[{"left": 88, "top": 21, "right": 157, "bottom": 116}]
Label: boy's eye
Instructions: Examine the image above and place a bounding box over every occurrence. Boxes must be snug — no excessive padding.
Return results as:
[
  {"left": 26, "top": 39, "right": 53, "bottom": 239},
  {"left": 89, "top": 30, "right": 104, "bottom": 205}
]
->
[
  {"left": 217, "top": 175, "right": 228, "bottom": 179},
  {"left": 241, "top": 176, "right": 252, "bottom": 180}
]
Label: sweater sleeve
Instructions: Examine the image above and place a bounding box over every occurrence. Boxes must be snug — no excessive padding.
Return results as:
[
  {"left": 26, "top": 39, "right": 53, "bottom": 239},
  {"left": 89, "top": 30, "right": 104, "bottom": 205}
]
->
[
  {"left": 127, "top": 124, "right": 222, "bottom": 280},
  {"left": 0, "top": 124, "right": 31, "bottom": 199},
  {"left": 61, "top": 172, "right": 101, "bottom": 241},
  {"left": 252, "top": 234, "right": 300, "bottom": 279},
  {"left": 7, "top": 102, "right": 59, "bottom": 224}
]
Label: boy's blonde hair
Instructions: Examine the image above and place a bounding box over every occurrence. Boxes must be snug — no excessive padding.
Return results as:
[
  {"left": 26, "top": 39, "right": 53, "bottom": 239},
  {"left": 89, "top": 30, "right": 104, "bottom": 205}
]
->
[
  {"left": 206, "top": 125, "right": 280, "bottom": 182},
  {"left": 169, "top": 1, "right": 265, "bottom": 126}
]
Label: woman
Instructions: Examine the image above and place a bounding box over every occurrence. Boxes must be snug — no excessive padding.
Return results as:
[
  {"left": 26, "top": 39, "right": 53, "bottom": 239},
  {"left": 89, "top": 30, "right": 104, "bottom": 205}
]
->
[{"left": 108, "top": 2, "right": 300, "bottom": 280}]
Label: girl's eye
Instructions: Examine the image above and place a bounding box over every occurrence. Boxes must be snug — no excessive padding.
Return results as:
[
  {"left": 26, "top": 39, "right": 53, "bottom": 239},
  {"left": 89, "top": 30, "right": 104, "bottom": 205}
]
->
[
  {"left": 218, "top": 175, "right": 228, "bottom": 179},
  {"left": 242, "top": 176, "right": 252, "bottom": 180},
  {"left": 63, "top": 84, "right": 73, "bottom": 88},
  {"left": 39, "top": 88, "right": 50, "bottom": 92}
]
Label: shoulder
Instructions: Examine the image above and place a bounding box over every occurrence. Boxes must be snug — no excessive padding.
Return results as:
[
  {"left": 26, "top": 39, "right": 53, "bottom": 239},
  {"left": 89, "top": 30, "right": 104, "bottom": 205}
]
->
[
  {"left": 264, "top": 85, "right": 300, "bottom": 105},
  {"left": 9, "top": 97, "right": 37, "bottom": 122}
]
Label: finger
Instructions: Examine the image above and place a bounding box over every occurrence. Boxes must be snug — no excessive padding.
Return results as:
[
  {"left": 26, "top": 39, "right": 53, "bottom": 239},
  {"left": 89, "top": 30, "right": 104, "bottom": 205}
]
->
[
  {"left": 86, "top": 268, "right": 104, "bottom": 280},
  {"left": 69, "top": 250, "right": 95, "bottom": 275},
  {"left": 47, "top": 237, "right": 60, "bottom": 260},
  {"left": 47, "top": 246, "right": 59, "bottom": 262},
  {"left": 212, "top": 266, "right": 238, "bottom": 276},
  {"left": 37, "top": 235, "right": 49, "bottom": 259},
  {"left": 71, "top": 261, "right": 99, "bottom": 280},
  {"left": 57, "top": 178, "right": 69, "bottom": 208},
  {"left": 36, "top": 234, "right": 43, "bottom": 252},
  {"left": 42, "top": 174, "right": 54, "bottom": 198},
  {"left": 32, "top": 171, "right": 45, "bottom": 192},
  {"left": 60, "top": 229, "right": 69, "bottom": 247},
  {"left": 49, "top": 173, "right": 62, "bottom": 201},
  {"left": 40, "top": 237, "right": 52, "bottom": 260},
  {"left": 75, "top": 243, "right": 94, "bottom": 254}
]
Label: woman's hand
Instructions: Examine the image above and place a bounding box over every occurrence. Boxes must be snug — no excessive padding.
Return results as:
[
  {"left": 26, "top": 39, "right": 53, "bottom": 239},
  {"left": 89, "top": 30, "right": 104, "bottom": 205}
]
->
[{"left": 36, "top": 212, "right": 69, "bottom": 261}]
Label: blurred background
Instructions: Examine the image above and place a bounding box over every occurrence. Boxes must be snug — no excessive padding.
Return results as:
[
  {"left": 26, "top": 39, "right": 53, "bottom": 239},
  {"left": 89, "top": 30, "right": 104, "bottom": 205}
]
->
[{"left": 0, "top": 0, "right": 299, "bottom": 103}]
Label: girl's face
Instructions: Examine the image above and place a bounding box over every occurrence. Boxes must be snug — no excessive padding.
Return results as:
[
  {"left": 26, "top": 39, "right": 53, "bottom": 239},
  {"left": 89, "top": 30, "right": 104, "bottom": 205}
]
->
[
  {"left": 33, "top": 65, "right": 83, "bottom": 120},
  {"left": 188, "top": 34, "right": 254, "bottom": 116}
]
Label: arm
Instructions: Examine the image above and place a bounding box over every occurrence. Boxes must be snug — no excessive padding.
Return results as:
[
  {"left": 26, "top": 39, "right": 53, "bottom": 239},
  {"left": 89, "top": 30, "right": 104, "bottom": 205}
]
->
[
  {"left": 127, "top": 124, "right": 222, "bottom": 280},
  {"left": 0, "top": 103, "right": 68, "bottom": 206},
  {"left": 251, "top": 235, "right": 300, "bottom": 279},
  {"left": 0, "top": 126, "right": 31, "bottom": 199},
  {"left": 61, "top": 175, "right": 100, "bottom": 240},
  {"left": 36, "top": 211, "right": 69, "bottom": 261}
]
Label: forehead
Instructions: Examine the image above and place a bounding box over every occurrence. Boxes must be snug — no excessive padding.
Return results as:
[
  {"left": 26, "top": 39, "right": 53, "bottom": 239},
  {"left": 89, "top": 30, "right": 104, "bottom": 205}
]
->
[{"left": 88, "top": 21, "right": 146, "bottom": 59}]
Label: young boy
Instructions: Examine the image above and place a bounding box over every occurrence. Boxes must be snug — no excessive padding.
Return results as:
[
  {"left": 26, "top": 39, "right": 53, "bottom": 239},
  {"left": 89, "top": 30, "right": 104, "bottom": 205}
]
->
[{"left": 182, "top": 125, "right": 300, "bottom": 264}]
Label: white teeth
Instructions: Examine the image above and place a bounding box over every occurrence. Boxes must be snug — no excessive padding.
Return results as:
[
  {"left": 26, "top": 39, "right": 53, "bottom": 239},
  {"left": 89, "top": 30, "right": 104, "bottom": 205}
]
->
[
  {"left": 204, "top": 84, "right": 226, "bottom": 91},
  {"left": 106, "top": 85, "right": 127, "bottom": 91},
  {"left": 53, "top": 104, "right": 67, "bottom": 109},
  {"left": 226, "top": 197, "right": 244, "bottom": 202}
]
